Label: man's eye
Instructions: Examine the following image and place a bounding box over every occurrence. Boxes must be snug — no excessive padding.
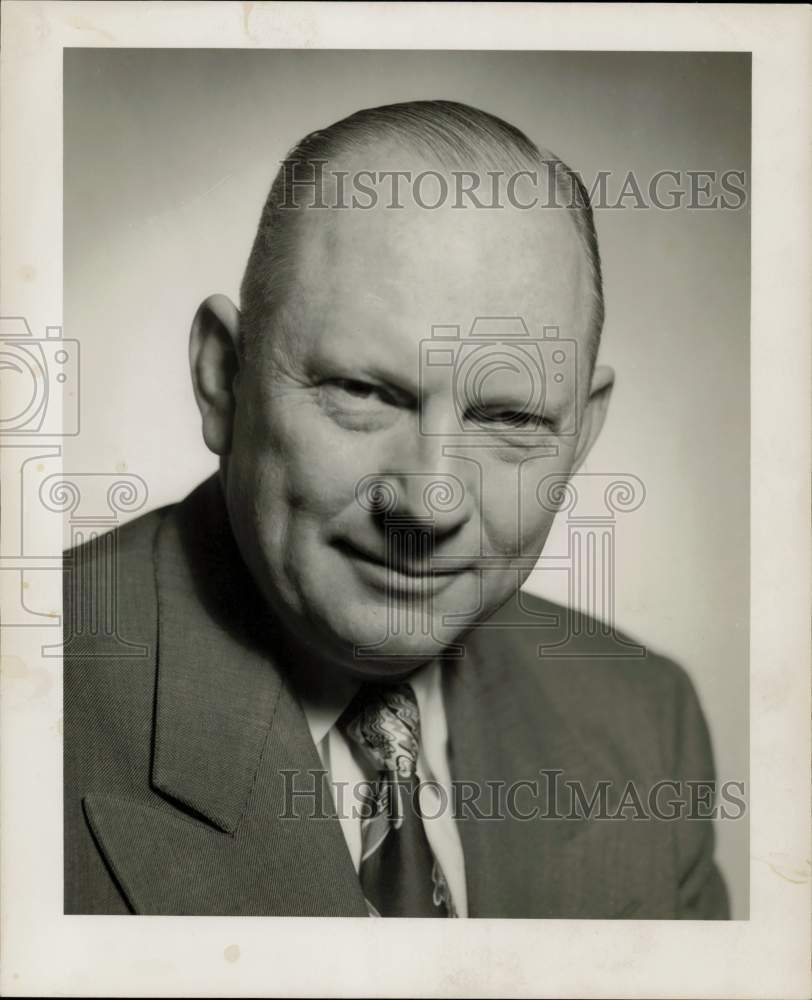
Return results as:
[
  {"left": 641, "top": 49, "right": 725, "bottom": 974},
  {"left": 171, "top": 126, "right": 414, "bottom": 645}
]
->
[
  {"left": 325, "top": 379, "right": 386, "bottom": 404},
  {"left": 319, "top": 379, "right": 401, "bottom": 428},
  {"left": 338, "top": 379, "right": 374, "bottom": 398},
  {"left": 473, "top": 409, "right": 540, "bottom": 428}
]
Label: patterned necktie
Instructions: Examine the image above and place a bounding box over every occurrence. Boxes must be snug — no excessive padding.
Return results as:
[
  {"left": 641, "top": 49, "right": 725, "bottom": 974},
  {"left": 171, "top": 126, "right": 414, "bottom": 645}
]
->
[{"left": 342, "top": 682, "right": 454, "bottom": 917}]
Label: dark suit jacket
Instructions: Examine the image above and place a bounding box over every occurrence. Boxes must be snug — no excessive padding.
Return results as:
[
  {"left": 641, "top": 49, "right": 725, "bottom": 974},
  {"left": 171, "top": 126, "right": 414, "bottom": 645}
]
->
[{"left": 64, "top": 475, "right": 729, "bottom": 918}]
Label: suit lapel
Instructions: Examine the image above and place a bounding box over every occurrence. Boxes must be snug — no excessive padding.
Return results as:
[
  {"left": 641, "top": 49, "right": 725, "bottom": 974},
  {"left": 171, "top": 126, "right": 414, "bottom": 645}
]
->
[
  {"left": 150, "top": 477, "right": 282, "bottom": 832},
  {"left": 85, "top": 477, "right": 367, "bottom": 916}
]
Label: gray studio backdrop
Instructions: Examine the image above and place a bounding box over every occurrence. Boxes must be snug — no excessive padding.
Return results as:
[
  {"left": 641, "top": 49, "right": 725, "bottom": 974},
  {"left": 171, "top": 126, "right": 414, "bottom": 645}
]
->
[{"left": 64, "top": 49, "right": 750, "bottom": 917}]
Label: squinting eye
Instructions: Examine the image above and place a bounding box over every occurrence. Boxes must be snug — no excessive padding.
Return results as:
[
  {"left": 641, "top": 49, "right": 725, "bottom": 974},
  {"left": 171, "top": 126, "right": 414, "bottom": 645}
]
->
[
  {"left": 325, "top": 378, "right": 384, "bottom": 402},
  {"left": 474, "top": 409, "right": 539, "bottom": 428},
  {"left": 320, "top": 379, "right": 400, "bottom": 423},
  {"left": 336, "top": 379, "right": 375, "bottom": 398},
  {"left": 494, "top": 411, "right": 533, "bottom": 426}
]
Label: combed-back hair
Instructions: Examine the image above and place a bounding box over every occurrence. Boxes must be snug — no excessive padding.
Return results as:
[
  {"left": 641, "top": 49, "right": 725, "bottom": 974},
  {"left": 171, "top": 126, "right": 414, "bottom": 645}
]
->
[{"left": 240, "top": 100, "right": 604, "bottom": 364}]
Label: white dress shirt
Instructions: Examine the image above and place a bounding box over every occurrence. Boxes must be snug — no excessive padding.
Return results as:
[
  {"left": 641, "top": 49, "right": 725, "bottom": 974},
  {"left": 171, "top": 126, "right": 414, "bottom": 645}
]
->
[{"left": 298, "top": 659, "right": 468, "bottom": 917}]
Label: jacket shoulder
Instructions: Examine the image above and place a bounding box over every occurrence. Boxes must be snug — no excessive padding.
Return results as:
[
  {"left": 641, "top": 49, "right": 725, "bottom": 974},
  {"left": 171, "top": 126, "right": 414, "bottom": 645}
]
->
[
  {"left": 471, "top": 588, "right": 713, "bottom": 779},
  {"left": 481, "top": 588, "right": 691, "bottom": 691}
]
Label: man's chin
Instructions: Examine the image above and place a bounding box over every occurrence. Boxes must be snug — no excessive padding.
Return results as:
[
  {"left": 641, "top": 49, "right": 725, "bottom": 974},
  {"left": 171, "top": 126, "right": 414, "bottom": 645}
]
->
[
  {"left": 315, "top": 608, "right": 467, "bottom": 679},
  {"left": 350, "top": 635, "right": 456, "bottom": 675}
]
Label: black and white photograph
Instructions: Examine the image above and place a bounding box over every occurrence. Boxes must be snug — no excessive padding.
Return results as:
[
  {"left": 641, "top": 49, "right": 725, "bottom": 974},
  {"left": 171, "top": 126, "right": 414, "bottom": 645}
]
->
[
  {"left": 60, "top": 45, "right": 750, "bottom": 921},
  {"left": 1, "top": 3, "right": 809, "bottom": 998}
]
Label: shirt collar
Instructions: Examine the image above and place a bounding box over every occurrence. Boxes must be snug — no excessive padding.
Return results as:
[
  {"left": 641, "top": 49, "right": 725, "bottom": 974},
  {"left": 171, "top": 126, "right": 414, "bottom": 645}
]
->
[
  {"left": 297, "top": 672, "right": 360, "bottom": 749},
  {"left": 298, "top": 659, "right": 444, "bottom": 752}
]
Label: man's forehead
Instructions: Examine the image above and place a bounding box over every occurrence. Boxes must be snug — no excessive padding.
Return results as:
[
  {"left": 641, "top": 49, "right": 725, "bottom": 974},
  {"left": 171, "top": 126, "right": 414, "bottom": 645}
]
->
[{"left": 280, "top": 153, "right": 588, "bottom": 350}]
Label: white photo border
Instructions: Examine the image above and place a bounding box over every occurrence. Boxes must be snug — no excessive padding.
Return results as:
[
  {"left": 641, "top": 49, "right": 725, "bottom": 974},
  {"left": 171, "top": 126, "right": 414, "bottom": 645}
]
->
[{"left": 0, "top": 2, "right": 809, "bottom": 998}]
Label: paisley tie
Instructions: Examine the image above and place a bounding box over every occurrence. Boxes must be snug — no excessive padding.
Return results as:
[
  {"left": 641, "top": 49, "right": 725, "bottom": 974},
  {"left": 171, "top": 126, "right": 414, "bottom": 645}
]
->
[{"left": 341, "top": 682, "right": 453, "bottom": 917}]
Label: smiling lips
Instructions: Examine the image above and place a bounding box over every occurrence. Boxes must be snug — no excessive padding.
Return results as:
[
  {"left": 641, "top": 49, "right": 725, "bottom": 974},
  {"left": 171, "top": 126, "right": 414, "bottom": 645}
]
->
[{"left": 336, "top": 539, "right": 471, "bottom": 595}]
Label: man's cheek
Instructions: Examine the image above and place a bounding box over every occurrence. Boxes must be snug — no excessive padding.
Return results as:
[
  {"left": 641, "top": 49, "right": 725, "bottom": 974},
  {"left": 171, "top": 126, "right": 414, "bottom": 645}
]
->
[
  {"left": 515, "top": 493, "right": 557, "bottom": 559},
  {"left": 279, "top": 430, "right": 370, "bottom": 515},
  {"left": 474, "top": 467, "right": 551, "bottom": 559}
]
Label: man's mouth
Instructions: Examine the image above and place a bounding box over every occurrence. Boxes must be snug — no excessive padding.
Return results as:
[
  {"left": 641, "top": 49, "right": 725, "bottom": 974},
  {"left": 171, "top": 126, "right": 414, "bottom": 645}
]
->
[{"left": 335, "top": 539, "right": 470, "bottom": 593}]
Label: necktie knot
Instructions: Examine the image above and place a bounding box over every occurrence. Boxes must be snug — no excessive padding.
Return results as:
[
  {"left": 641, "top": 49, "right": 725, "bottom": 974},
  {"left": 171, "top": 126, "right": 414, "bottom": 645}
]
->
[{"left": 342, "top": 682, "right": 421, "bottom": 779}]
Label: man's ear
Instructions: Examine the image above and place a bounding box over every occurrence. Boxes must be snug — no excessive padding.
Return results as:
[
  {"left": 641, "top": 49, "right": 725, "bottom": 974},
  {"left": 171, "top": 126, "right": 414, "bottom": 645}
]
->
[
  {"left": 571, "top": 363, "right": 614, "bottom": 472},
  {"left": 189, "top": 294, "right": 241, "bottom": 456}
]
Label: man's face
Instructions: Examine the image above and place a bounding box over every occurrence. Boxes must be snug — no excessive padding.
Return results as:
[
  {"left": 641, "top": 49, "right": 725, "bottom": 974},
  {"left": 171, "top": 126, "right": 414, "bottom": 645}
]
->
[{"left": 221, "top": 161, "right": 602, "bottom": 677}]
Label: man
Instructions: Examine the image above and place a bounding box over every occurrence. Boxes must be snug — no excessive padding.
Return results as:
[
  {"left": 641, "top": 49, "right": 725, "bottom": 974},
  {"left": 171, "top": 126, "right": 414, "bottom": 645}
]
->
[{"left": 64, "top": 100, "right": 729, "bottom": 918}]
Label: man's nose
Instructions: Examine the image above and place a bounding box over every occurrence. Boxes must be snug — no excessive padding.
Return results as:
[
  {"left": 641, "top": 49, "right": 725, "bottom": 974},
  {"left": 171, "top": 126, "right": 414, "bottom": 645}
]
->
[{"left": 357, "top": 441, "right": 474, "bottom": 541}]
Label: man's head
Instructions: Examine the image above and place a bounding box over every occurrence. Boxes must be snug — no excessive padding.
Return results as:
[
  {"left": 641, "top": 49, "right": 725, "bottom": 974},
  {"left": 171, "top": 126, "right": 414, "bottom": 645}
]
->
[{"left": 189, "top": 100, "right": 614, "bottom": 679}]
